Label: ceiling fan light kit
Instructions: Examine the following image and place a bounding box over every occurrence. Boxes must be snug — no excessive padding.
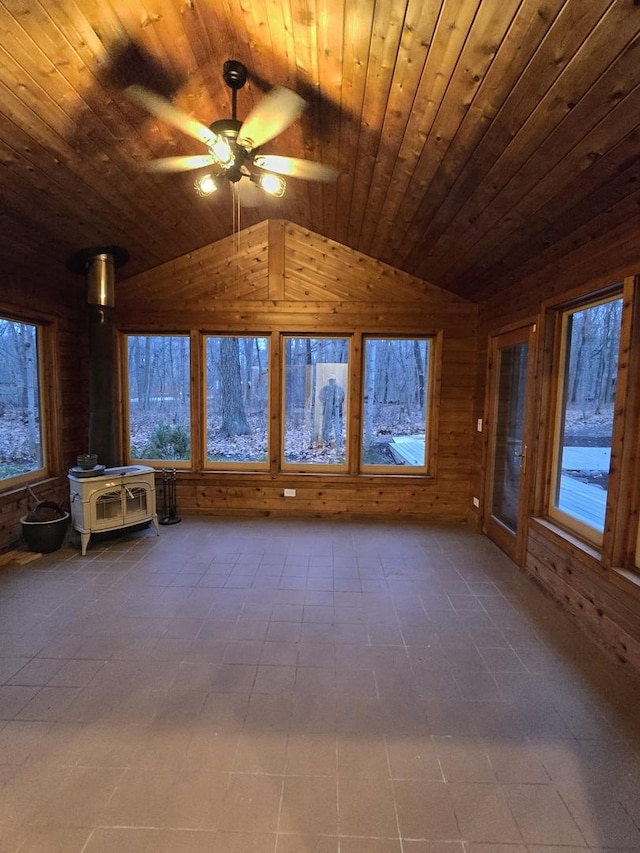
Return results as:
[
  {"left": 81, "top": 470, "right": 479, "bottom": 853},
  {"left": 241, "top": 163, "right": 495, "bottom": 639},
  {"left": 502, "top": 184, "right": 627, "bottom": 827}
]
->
[
  {"left": 194, "top": 170, "right": 285, "bottom": 199},
  {"left": 256, "top": 172, "right": 286, "bottom": 197},
  {"left": 194, "top": 173, "right": 222, "bottom": 197},
  {"left": 127, "top": 60, "right": 337, "bottom": 206}
]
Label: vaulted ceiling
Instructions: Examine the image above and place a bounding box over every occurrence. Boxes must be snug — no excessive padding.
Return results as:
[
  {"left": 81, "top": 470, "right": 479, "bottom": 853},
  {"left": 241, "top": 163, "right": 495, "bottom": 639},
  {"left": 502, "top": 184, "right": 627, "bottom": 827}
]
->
[{"left": 2, "top": 0, "right": 639, "bottom": 301}]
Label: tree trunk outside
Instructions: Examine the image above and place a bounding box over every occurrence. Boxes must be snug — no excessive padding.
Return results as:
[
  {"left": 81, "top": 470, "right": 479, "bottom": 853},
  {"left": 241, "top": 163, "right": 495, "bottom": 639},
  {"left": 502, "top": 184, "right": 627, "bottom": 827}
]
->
[
  {"left": 219, "top": 337, "right": 251, "bottom": 436},
  {"left": 413, "top": 338, "right": 425, "bottom": 409},
  {"left": 363, "top": 341, "right": 376, "bottom": 451}
]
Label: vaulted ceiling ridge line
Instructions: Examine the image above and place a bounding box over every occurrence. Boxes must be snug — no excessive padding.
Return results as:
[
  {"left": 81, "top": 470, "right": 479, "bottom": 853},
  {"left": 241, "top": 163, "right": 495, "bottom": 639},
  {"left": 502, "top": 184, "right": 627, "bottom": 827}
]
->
[{"left": 3, "top": 1, "right": 638, "bottom": 298}]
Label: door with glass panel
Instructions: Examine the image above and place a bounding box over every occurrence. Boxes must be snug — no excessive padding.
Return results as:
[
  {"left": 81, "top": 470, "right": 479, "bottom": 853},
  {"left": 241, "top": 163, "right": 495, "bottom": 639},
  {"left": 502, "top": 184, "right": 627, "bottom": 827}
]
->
[{"left": 484, "top": 326, "right": 534, "bottom": 564}]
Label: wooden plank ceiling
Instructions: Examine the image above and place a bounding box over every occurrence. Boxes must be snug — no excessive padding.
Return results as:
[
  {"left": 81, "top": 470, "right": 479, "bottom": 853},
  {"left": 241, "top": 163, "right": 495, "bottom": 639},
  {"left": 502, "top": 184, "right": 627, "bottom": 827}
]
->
[{"left": 1, "top": 0, "right": 639, "bottom": 301}]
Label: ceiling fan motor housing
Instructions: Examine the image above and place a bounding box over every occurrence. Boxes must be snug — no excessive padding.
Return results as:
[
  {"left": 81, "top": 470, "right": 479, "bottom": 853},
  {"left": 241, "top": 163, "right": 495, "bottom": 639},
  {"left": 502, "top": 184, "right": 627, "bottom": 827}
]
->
[
  {"left": 223, "top": 60, "right": 247, "bottom": 90},
  {"left": 210, "top": 118, "right": 243, "bottom": 139},
  {"left": 209, "top": 117, "right": 247, "bottom": 181}
]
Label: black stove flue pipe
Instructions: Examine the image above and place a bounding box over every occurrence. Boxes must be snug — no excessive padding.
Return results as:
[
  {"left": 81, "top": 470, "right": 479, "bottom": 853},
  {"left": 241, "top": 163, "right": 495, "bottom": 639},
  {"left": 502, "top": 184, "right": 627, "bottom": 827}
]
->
[{"left": 67, "top": 246, "right": 129, "bottom": 469}]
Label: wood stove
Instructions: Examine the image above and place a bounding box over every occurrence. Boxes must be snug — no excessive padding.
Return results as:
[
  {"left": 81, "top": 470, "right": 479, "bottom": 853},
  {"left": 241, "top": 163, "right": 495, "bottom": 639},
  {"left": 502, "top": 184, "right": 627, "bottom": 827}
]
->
[{"left": 69, "top": 465, "right": 159, "bottom": 555}]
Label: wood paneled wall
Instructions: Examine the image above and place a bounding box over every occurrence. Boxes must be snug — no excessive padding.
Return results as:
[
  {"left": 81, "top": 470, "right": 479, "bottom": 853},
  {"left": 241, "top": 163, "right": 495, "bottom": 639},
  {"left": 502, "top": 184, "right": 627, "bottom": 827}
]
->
[
  {"left": 116, "top": 220, "right": 478, "bottom": 521},
  {"left": 477, "top": 239, "right": 640, "bottom": 673},
  {"left": 0, "top": 272, "right": 88, "bottom": 548},
  {"left": 527, "top": 521, "right": 640, "bottom": 669}
]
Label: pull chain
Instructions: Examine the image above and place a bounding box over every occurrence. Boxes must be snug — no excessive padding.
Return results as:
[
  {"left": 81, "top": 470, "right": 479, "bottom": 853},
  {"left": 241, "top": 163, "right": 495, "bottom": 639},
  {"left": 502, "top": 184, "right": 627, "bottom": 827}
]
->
[{"left": 232, "top": 185, "right": 241, "bottom": 283}]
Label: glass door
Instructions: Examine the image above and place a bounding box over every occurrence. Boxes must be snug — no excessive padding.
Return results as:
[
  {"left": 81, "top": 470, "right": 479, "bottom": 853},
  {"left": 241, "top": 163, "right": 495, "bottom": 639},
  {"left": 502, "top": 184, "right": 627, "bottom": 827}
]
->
[
  {"left": 93, "top": 489, "right": 123, "bottom": 528},
  {"left": 484, "top": 326, "right": 535, "bottom": 564},
  {"left": 124, "top": 484, "right": 150, "bottom": 524}
]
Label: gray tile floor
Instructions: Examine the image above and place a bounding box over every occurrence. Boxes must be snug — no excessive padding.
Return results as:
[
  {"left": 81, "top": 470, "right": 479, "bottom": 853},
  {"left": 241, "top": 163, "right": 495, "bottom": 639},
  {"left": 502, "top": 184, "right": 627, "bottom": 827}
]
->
[{"left": 1, "top": 517, "right": 640, "bottom": 852}]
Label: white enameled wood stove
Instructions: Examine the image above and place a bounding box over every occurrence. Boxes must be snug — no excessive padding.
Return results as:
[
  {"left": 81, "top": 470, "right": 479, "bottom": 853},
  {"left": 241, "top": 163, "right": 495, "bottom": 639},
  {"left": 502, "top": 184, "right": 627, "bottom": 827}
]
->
[{"left": 69, "top": 465, "right": 159, "bottom": 555}]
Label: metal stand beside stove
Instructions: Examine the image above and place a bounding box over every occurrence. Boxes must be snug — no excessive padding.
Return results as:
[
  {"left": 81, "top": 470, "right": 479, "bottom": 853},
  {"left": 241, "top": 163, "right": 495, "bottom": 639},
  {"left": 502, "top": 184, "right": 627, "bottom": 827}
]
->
[{"left": 68, "top": 464, "right": 159, "bottom": 555}]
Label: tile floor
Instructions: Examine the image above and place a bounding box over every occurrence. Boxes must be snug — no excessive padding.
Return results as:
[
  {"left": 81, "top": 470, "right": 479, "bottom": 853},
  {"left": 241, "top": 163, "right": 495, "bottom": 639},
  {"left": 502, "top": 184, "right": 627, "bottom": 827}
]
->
[{"left": 1, "top": 517, "right": 640, "bottom": 852}]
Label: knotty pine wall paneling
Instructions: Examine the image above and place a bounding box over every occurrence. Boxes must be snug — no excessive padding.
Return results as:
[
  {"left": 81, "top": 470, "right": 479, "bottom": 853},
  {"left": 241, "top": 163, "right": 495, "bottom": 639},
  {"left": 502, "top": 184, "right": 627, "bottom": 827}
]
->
[
  {"left": 476, "top": 239, "right": 640, "bottom": 674},
  {"left": 116, "top": 220, "right": 478, "bottom": 522}
]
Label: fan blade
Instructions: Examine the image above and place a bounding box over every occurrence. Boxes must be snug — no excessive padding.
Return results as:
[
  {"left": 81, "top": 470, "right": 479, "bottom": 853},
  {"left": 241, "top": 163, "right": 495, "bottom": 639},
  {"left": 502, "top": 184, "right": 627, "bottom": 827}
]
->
[
  {"left": 253, "top": 154, "right": 338, "bottom": 182},
  {"left": 125, "top": 85, "right": 215, "bottom": 147},
  {"left": 142, "top": 155, "right": 217, "bottom": 173},
  {"left": 237, "top": 87, "right": 306, "bottom": 150},
  {"left": 234, "top": 175, "right": 263, "bottom": 208}
]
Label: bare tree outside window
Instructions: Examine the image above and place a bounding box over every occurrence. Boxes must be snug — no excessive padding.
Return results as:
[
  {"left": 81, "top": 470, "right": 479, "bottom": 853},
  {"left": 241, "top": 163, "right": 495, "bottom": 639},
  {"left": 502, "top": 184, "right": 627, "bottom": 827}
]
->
[
  {"left": 283, "top": 337, "right": 349, "bottom": 466},
  {"left": 127, "top": 334, "right": 191, "bottom": 462},
  {"left": 0, "top": 317, "right": 44, "bottom": 483},
  {"left": 206, "top": 335, "right": 269, "bottom": 464},
  {"left": 552, "top": 296, "right": 623, "bottom": 536},
  {"left": 362, "top": 337, "right": 431, "bottom": 468}
]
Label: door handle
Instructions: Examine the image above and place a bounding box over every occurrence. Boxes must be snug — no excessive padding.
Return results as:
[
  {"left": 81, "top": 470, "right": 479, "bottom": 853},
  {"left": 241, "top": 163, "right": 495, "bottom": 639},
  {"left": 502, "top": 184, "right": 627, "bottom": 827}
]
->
[{"left": 516, "top": 444, "right": 527, "bottom": 475}]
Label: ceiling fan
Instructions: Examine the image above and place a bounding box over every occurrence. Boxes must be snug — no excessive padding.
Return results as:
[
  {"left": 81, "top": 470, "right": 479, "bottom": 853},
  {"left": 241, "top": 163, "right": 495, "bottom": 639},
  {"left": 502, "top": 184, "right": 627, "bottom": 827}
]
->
[{"left": 126, "top": 60, "right": 338, "bottom": 206}]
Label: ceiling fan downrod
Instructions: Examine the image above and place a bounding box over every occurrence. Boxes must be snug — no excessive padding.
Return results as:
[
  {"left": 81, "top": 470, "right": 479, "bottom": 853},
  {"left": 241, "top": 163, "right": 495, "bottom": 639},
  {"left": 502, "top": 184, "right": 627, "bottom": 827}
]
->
[{"left": 223, "top": 59, "right": 247, "bottom": 122}]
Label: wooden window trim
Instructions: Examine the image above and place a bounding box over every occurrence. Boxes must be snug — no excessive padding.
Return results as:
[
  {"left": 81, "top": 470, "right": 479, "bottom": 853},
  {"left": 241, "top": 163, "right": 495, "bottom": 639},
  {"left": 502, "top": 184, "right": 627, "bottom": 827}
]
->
[
  {"left": 120, "top": 332, "right": 193, "bottom": 470},
  {"left": 118, "top": 325, "right": 445, "bottom": 482},
  {"left": 0, "top": 307, "right": 61, "bottom": 490},
  {"left": 548, "top": 291, "right": 626, "bottom": 547},
  {"left": 201, "top": 333, "right": 271, "bottom": 472},
  {"left": 280, "top": 333, "right": 351, "bottom": 474},
  {"left": 539, "top": 276, "right": 640, "bottom": 575},
  {"left": 359, "top": 333, "right": 440, "bottom": 476}
]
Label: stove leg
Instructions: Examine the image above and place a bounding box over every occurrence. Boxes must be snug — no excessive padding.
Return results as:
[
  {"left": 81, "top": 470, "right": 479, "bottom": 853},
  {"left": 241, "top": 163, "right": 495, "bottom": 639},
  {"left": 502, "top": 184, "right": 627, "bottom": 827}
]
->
[
  {"left": 151, "top": 516, "right": 160, "bottom": 536},
  {"left": 81, "top": 532, "right": 91, "bottom": 556}
]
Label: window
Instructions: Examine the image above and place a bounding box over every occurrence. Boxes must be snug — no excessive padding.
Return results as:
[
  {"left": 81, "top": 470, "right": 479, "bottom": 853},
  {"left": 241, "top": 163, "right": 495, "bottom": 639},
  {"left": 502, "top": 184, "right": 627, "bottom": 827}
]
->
[
  {"left": 549, "top": 294, "right": 623, "bottom": 544},
  {"left": 361, "top": 337, "right": 432, "bottom": 471},
  {"left": 205, "top": 335, "right": 269, "bottom": 467},
  {"left": 122, "top": 330, "right": 437, "bottom": 478},
  {"left": 126, "top": 334, "right": 191, "bottom": 464},
  {"left": 282, "top": 336, "right": 349, "bottom": 468},
  {"left": 0, "top": 315, "right": 46, "bottom": 486}
]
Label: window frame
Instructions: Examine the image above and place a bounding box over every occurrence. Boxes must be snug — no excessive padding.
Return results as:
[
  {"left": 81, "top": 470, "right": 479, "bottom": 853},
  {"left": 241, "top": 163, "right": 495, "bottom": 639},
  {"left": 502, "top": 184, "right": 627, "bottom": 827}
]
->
[
  {"left": 202, "top": 332, "right": 271, "bottom": 471},
  {"left": 122, "top": 332, "right": 193, "bottom": 470},
  {"left": 280, "top": 334, "right": 351, "bottom": 473},
  {"left": 548, "top": 295, "right": 620, "bottom": 546},
  {"left": 359, "top": 334, "right": 437, "bottom": 475},
  {"left": 0, "top": 309, "right": 55, "bottom": 490},
  {"left": 544, "top": 279, "right": 635, "bottom": 560},
  {"left": 118, "top": 327, "right": 444, "bottom": 481}
]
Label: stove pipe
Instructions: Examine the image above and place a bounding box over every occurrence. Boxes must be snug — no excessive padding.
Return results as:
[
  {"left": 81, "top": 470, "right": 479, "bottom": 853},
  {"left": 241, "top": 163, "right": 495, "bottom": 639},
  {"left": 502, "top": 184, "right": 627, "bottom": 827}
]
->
[
  {"left": 67, "top": 245, "right": 129, "bottom": 469},
  {"left": 87, "top": 253, "right": 117, "bottom": 467}
]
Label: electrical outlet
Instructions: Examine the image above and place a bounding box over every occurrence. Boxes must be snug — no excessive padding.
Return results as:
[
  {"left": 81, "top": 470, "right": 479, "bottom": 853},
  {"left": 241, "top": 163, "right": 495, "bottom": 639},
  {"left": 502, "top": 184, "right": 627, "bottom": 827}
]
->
[
  {"left": 284, "top": 489, "right": 296, "bottom": 497},
  {"left": 477, "top": 418, "right": 483, "bottom": 432},
  {"left": 472, "top": 496, "right": 480, "bottom": 508}
]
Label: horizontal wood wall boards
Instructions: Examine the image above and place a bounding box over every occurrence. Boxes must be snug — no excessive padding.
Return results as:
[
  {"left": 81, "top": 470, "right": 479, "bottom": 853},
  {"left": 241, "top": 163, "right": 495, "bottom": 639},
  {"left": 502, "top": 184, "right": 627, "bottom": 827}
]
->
[
  {"left": 477, "top": 238, "right": 640, "bottom": 674},
  {"left": 115, "top": 220, "right": 477, "bottom": 522},
  {"left": 528, "top": 522, "right": 640, "bottom": 670}
]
